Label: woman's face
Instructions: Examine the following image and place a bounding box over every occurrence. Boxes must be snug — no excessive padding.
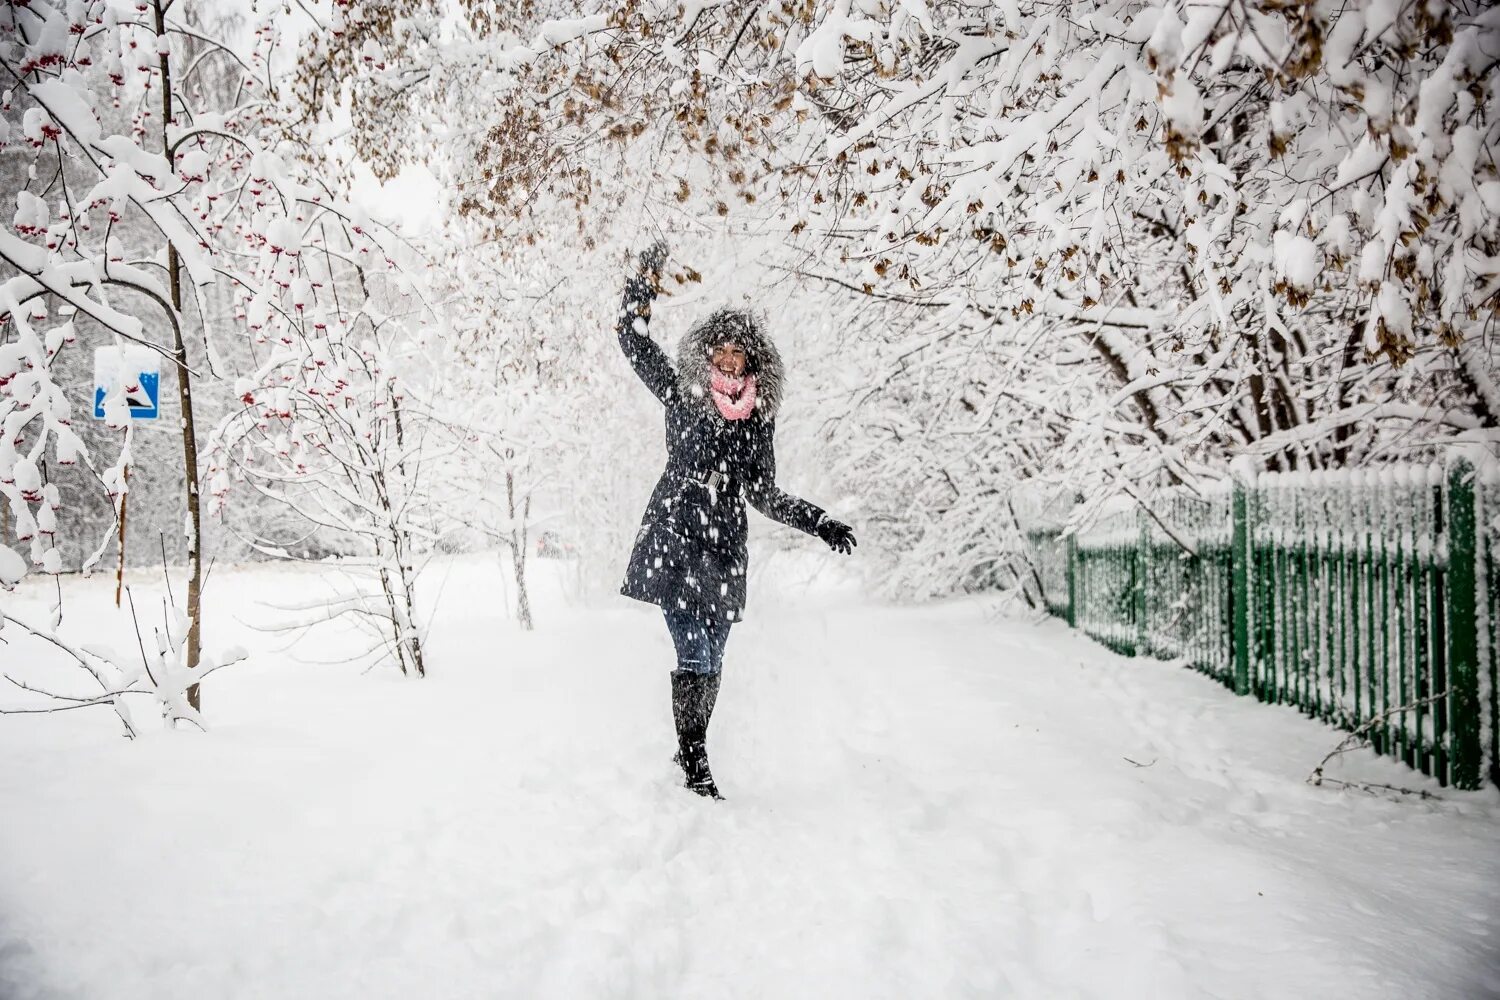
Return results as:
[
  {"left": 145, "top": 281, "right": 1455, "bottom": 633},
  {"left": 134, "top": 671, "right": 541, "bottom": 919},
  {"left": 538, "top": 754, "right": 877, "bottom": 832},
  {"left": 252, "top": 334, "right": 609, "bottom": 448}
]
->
[{"left": 711, "top": 341, "right": 747, "bottom": 378}]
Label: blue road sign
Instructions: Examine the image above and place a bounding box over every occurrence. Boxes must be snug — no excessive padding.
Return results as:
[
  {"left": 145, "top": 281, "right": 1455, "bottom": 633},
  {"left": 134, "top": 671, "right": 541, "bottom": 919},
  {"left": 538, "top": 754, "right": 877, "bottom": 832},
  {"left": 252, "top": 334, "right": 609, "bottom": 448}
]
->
[{"left": 93, "top": 347, "right": 161, "bottom": 421}]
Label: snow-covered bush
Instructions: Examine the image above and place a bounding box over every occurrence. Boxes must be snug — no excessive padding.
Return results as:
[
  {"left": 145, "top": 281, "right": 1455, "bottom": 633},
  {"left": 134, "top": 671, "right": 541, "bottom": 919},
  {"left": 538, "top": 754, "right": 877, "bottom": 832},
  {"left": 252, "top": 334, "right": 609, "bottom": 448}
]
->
[
  {"left": 0, "top": 564, "right": 247, "bottom": 736},
  {"left": 209, "top": 238, "right": 437, "bottom": 677}
]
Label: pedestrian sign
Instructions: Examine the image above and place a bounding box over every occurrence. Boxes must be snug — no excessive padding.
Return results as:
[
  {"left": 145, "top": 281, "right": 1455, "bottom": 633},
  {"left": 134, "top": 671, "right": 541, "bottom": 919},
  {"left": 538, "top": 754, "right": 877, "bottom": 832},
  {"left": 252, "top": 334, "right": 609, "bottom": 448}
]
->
[{"left": 93, "top": 346, "right": 161, "bottom": 421}]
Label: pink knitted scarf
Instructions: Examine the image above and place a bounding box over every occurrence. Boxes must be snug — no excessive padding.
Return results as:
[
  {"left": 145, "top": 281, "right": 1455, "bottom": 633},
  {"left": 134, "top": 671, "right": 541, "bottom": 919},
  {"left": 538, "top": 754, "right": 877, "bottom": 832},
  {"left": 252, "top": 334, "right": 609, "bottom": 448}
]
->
[{"left": 709, "top": 369, "right": 758, "bottom": 420}]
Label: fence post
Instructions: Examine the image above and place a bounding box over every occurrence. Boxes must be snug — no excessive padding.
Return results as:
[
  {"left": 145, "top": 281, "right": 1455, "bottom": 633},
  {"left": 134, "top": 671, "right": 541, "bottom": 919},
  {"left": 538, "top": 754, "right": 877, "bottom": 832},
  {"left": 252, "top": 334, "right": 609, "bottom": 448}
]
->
[
  {"left": 1065, "top": 532, "right": 1078, "bottom": 628},
  {"left": 1231, "top": 458, "right": 1256, "bottom": 697},
  {"left": 1447, "top": 456, "right": 1480, "bottom": 790},
  {"left": 1137, "top": 505, "right": 1149, "bottom": 656}
]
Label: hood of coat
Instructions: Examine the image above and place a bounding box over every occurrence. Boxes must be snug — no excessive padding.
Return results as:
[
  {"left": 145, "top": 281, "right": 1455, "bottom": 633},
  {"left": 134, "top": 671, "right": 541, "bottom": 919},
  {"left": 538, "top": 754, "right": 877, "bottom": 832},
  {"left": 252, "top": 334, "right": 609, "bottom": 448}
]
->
[{"left": 676, "top": 308, "right": 785, "bottom": 419}]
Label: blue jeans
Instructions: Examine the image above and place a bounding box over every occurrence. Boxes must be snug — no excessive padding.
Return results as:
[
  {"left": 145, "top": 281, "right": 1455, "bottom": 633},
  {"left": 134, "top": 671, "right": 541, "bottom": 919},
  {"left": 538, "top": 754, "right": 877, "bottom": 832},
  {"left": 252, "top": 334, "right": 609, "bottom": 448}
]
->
[{"left": 663, "top": 608, "right": 732, "bottom": 675}]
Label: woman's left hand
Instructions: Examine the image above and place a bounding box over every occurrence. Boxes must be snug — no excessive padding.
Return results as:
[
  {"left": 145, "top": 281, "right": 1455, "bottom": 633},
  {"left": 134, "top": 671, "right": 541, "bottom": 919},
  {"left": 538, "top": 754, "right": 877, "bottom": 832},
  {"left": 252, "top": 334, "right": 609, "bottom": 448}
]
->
[{"left": 817, "top": 517, "right": 857, "bottom": 555}]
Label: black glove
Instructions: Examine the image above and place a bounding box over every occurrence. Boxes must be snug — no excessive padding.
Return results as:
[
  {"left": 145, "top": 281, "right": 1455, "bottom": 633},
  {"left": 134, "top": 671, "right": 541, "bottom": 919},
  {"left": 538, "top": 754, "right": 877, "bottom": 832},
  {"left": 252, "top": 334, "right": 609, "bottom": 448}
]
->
[
  {"left": 624, "top": 242, "right": 668, "bottom": 313},
  {"left": 638, "top": 241, "right": 668, "bottom": 279},
  {"left": 816, "top": 516, "right": 857, "bottom": 555}
]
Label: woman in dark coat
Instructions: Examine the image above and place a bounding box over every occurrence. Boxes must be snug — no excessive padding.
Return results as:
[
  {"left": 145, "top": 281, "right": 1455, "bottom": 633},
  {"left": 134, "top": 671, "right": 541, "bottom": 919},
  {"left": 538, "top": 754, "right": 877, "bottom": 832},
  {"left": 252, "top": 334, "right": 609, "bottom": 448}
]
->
[{"left": 617, "top": 243, "right": 856, "bottom": 799}]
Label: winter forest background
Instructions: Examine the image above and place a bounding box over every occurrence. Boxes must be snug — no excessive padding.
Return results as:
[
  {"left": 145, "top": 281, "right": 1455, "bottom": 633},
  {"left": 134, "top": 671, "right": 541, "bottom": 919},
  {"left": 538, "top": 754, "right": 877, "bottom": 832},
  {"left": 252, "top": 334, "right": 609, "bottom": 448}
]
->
[{"left": 2, "top": 1, "right": 1500, "bottom": 997}]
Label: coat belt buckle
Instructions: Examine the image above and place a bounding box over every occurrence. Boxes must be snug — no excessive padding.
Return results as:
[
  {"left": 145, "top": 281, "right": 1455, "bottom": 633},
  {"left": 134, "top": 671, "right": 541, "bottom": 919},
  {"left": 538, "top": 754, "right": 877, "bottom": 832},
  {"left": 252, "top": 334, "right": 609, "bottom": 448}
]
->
[{"left": 705, "top": 471, "right": 726, "bottom": 491}]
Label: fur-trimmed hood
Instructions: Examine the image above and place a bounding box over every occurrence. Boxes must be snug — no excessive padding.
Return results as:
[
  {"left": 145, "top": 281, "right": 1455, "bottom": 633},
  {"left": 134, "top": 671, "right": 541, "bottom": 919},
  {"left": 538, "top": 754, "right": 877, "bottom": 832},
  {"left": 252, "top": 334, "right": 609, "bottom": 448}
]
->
[{"left": 676, "top": 308, "right": 784, "bottom": 420}]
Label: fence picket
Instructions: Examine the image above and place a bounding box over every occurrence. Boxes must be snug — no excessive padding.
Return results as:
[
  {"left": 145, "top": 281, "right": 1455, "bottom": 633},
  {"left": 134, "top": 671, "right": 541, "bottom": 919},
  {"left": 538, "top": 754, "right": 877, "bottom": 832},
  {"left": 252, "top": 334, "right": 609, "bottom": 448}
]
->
[
  {"left": 1232, "top": 471, "right": 1252, "bottom": 696},
  {"left": 1447, "top": 458, "right": 1480, "bottom": 789}
]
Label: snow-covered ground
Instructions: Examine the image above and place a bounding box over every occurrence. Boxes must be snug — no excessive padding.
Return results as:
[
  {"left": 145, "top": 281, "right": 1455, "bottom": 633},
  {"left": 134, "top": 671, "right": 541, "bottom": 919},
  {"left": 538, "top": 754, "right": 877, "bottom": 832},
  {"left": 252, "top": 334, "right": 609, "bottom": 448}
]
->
[{"left": 1, "top": 554, "right": 1498, "bottom": 1000}]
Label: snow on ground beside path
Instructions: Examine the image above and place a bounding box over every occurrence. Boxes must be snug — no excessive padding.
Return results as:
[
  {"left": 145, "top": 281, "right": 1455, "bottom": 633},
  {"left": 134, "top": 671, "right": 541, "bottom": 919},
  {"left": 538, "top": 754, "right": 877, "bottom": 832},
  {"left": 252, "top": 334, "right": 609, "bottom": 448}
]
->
[{"left": 1, "top": 553, "right": 1498, "bottom": 1000}]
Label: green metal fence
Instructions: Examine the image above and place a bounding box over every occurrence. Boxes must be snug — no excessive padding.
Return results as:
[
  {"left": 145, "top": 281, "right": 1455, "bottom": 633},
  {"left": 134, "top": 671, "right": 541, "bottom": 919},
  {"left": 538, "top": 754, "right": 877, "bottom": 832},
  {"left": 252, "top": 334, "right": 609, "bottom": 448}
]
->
[{"left": 1024, "top": 458, "right": 1497, "bottom": 790}]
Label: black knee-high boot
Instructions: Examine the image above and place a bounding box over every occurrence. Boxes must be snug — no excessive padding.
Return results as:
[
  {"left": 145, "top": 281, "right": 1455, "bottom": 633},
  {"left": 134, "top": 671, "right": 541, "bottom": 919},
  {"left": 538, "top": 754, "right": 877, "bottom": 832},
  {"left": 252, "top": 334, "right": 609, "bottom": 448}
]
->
[
  {"left": 669, "top": 673, "right": 721, "bottom": 762},
  {"left": 671, "top": 670, "right": 722, "bottom": 799}
]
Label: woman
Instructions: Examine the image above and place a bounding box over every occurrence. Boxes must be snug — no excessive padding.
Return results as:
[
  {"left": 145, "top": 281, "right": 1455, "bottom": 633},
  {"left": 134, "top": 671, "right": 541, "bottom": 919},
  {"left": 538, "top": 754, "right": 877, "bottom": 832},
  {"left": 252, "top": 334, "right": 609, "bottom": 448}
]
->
[{"left": 617, "top": 243, "right": 856, "bottom": 799}]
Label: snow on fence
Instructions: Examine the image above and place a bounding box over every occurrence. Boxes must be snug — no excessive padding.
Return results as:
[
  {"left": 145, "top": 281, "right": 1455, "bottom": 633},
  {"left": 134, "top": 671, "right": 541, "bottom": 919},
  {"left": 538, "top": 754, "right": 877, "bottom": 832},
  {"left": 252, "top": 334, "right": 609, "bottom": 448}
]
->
[{"left": 1024, "top": 458, "right": 1498, "bottom": 791}]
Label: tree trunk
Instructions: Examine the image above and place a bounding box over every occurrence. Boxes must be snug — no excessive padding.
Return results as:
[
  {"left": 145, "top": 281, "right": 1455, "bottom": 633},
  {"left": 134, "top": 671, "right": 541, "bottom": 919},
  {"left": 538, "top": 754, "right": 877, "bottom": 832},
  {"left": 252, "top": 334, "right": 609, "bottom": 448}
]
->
[
  {"left": 390, "top": 525, "right": 425, "bottom": 678},
  {"left": 114, "top": 465, "right": 128, "bottom": 608},
  {"left": 375, "top": 553, "right": 408, "bottom": 677},
  {"left": 380, "top": 389, "right": 418, "bottom": 676},
  {"left": 156, "top": 1, "right": 203, "bottom": 712},
  {"left": 507, "top": 470, "right": 533, "bottom": 631}
]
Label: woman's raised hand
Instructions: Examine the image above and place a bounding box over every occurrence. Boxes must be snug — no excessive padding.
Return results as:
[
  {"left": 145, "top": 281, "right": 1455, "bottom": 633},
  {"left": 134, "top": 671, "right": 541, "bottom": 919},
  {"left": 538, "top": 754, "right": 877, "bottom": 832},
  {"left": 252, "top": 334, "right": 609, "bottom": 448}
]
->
[
  {"left": 622, "top": 242, "right": 668, "bottom": 313},
  {"left": 638, "top": 241, "right": 669, "bottom": 279}
]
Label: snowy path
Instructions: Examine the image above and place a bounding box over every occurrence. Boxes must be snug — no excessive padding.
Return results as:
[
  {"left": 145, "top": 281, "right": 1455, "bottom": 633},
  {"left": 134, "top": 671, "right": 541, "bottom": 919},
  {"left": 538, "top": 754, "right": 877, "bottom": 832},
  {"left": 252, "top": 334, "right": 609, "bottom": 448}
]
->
[{"left": 2, "top": 556, "right": 1498, "bottom": 1000}]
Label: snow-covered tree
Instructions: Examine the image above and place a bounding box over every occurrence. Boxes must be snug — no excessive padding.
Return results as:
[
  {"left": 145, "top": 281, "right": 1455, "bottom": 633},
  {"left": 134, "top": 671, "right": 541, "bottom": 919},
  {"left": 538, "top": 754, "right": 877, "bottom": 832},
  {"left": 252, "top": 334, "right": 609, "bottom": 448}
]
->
[
  {"left": 284, "top": 0, "right": 1500, "bottom": 606},
  {"left": 0, "top": 0, "right": 418, "bottom": 707},
  {"left": 455, "top": 0, "right": 1500, "bottom": 596}
]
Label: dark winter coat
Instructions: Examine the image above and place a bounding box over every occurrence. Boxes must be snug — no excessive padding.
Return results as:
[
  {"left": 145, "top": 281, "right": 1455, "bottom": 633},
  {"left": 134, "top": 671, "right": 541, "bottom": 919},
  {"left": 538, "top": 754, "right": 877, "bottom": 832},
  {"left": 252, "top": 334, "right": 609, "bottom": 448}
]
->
[{"left": 617, "top": 277, "right": 825, "bottom": 623}]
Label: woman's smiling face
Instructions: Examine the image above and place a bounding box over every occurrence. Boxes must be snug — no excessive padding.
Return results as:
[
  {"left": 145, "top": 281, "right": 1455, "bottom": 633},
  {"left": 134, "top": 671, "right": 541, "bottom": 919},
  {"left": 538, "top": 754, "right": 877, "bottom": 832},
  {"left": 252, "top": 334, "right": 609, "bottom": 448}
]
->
[{"left": 711, "top": 342, "right": 747, "bottom": 378}]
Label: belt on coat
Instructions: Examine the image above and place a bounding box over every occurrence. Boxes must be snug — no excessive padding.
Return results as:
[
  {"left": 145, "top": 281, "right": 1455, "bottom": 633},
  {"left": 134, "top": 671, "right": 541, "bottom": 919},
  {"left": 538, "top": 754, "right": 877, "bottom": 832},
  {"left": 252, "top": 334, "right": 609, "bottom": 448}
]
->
[{"left": 677, "top": 469, "right": 738, "bottom": 493}]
